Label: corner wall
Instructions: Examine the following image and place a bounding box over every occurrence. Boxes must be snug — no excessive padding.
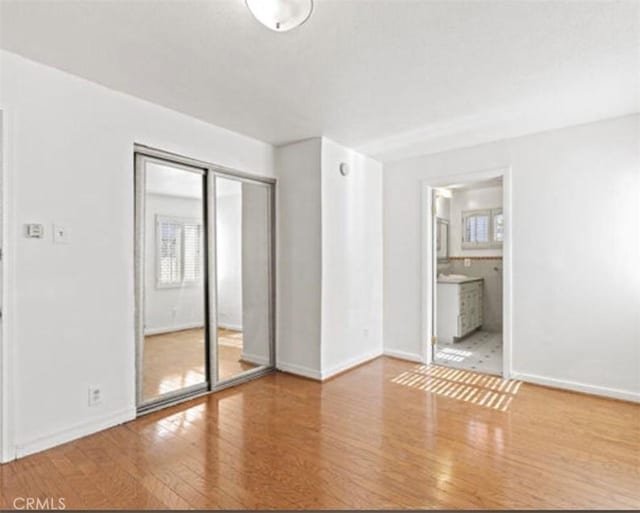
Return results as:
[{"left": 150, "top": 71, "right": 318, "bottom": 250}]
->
[
  {"left": 383, "top": 114, "right": 640, "bottom": 400},
  {"left": 276, "top": 137, "right": 384, "bottom": 380},
  {"left": 275, "top": 139, "right": 323, "bottom": 378}
]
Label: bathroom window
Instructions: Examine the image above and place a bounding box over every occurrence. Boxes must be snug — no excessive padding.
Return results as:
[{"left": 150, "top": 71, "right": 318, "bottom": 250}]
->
[
  {"left": 492, "top": 208, "right": 504, "bottom": 243},
  {"left": 462, "top": 208, "right": 503, "bottom": 248}
]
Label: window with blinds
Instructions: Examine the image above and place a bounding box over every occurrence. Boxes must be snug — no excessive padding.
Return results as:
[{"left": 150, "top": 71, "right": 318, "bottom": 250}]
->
[
  {"left": 465, "top": 213, "right": 490, "bottom": 243},
  {"left": 493, "top": 209, "right": 504, "bottom": 243},
  {"left": 156, "top": 216, "right": 203, "bottom": 287},
  {"left": 462, "top": 208, "right": 503, "bottom": 249},
  {"left": 183, "top": 222, "right": 202, "bottom": 283}
]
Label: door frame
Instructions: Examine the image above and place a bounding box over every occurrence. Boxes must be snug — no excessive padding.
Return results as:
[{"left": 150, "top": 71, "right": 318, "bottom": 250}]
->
[
  {"left": 421, "top": 166, "right": 513, "bottom": 379},
  {"left": 134, "top": 144, "right": 276, "bottom": 415}
]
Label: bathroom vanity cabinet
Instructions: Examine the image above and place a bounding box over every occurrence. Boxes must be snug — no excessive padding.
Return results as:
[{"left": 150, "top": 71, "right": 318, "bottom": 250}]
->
[{"left": 436, "top": 278, "right": 483, "bottom": 343}]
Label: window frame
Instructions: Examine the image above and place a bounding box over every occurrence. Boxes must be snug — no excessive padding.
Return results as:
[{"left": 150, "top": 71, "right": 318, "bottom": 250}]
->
[
  {"left": 461, "top": 208, "right": 503, "bottom": 249},
  {"left": 155, "top": 214, "right": 203, "bottom": 289},
  {"left": 492, "top": 207, "right": 504, "bottom": 244}
]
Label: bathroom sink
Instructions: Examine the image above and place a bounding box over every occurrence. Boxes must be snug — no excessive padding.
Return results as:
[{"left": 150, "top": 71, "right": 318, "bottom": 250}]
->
[{"left": 438, "top": 274, "right": 475, "bottom": 283}]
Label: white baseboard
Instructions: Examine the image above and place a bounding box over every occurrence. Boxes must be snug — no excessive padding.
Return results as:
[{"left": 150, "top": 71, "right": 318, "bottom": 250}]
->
[
  {"left": 144, "top": 323, "right": 203, "bottom": 336},
  {"left": 276, "top": 361, "right": 322, "bottom": 380},
  {"left": 321, "top": 349, "right": 383, "bottom": 380},
  {"left": 512, "top": 372, "right": 640, "bottom": 403},
  {"left": 383, "top": 349, "right": 424, "bottom": 363},
  {"left": 218, "top": 323, "right": 243, "bottom": 331},
  {"left": 14, "top": 407, "right": 136, "bottom": 460},
  {"left": 241, "top": 352, "right": 270, "bottom": 366}
]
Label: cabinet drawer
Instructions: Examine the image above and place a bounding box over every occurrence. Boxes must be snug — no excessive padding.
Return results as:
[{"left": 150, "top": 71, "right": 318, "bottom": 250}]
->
[
  {"left": 461, "top": 281, "right": 482, "bottom": 294},
  {"left": 458, "top": 314, "right": 466, "bottom": 334}
]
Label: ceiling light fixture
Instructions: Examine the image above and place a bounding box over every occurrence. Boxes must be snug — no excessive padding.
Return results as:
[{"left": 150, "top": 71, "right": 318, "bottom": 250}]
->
[{"left": 246, "top": 0, "right": 313, "bottom": 32}]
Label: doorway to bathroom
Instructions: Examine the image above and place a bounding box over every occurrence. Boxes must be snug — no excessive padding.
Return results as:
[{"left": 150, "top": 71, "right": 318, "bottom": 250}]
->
[{"left": 423, "top": 169, "right": 512, "bottom": 378}]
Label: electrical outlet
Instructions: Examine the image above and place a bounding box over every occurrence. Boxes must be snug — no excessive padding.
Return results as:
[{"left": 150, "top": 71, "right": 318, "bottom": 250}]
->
[
  {"left": 88, "top": 386, "right": 102, "bottom": 407},
  {"left": 363, "top": 328, "right": 369, "bottom": 337},
  {"left": 464, "top": 258, "right": 471, "bottom": 268}
]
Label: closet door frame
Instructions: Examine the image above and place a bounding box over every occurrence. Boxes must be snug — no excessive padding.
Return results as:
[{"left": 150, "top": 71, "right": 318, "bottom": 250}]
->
[
  {"left": 134, "top": 144, "right": 276, "bottom": 415},
  {"left": 209, "top": 171, "right": 276, "bottom": 392}
]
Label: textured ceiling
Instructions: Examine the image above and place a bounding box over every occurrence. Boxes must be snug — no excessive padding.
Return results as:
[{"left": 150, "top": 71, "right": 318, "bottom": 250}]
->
[{"left": 1, "top": 0, "right": 638, "bottom": 161}]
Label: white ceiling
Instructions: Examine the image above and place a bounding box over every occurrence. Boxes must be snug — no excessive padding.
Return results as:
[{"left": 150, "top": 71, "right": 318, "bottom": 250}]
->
[{"left": 1, "top": 0, "right": 638, "bottom": 162}]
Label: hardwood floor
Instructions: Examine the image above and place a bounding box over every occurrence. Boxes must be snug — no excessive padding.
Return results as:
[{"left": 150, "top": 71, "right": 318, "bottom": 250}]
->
[
  {"left": 2, "top": 357, "right": 639, "bottom": 510},
  {"left": 143, "top": 328, "right": 258, "bottom": 400}
]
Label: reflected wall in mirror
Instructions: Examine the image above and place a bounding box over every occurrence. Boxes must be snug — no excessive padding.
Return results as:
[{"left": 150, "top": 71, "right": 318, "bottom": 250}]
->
[
  {"left": 142, "top": 161, "right": 207, "bottom": 403},
  {"left": 215, "top": 176, "right": 272, "bottom": 383},
  {"left": 436, "top": 217, "right": 449, "bottom": 263}
]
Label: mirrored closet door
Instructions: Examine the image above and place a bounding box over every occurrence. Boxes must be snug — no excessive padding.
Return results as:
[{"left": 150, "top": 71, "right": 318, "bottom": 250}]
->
[
  {"left": 135, "top": 148, "right": 275, "bottom": 414},
  {"left": 214, "top": 176, "right": 273, "bottom": 384}
]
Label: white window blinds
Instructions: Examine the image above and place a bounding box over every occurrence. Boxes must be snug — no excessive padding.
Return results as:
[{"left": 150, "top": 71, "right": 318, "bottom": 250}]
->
[
  {"left": 156, "top": 216, "right": 203, "bottom": 287},
  {"left": 462, "top": 208, "right": 503, "bottom": 248},
  {"left": 465, "top": 213, "right": 490, "bottom": 243},
  {"left": 183, "top": 222, "right": 202, "bottom": 283}
]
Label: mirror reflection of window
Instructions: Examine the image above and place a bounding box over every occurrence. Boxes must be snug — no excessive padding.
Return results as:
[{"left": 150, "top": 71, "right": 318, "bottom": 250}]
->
[{"left": 156, "top": 216, "right": 203, "bottom": 287}]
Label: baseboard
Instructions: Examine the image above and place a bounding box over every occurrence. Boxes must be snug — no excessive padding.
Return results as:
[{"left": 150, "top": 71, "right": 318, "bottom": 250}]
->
[
  {"left": 14, "top": 407, "right": 136, "bottom": 460},
  {"left": 240, "top": 352, "right": 270, "bottom": 366},
  {"left": 383, "top": 349, "right": 424, "bottom": 363},
  {"left": 321, "top": 349, "right": 383, "bottom": 381},
  {"left": 276, "top": 361, "right": 322, "bottom": 381},
  {"left": 218, "top": 323, "right": 243, "bottom": 332},
  {"left": 512, "top": 372, "right": 640, "bottom": 403},
  {"left": 144, "top": 323, "right": 203, "bottom": 336}
]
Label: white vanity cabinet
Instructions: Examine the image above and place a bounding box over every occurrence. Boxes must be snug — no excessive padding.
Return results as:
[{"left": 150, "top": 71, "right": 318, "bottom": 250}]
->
[{"left": 436, "top": 278, "right": 483, "bottom": 343}]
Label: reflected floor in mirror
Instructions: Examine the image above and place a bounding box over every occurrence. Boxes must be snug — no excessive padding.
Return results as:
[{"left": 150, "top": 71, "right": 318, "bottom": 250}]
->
[{"left": 143, "top": 328, "right": 258, "bottom": 400}]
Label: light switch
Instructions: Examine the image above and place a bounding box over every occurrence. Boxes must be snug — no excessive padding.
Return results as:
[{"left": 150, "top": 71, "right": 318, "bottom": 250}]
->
[
  {"left": 25, "top": 224, "right": 44, "bottom": 238},
  {"left": 53, "top": 224, "right": 70, "bottom": 244}
]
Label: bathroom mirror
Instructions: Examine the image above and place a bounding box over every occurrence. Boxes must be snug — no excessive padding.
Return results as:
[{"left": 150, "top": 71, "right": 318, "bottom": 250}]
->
[{"left": 436, "top": 218, "right": 449, "bottom": 262}]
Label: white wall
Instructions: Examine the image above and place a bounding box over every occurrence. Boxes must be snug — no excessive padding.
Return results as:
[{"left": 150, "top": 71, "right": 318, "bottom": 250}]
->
[
  {"left": 275, "top": 139, "right": 323, "bottom": 378},
  {"left": 0, "top": 50, "right": 274, "bottom": 459},
  {"left": 275, "top": 137, "right": 384, "bottom": 380},
  {"left": 384, "top": 114, "right": 640, "bottom": 400},
  {"left": 434, "top": 195, "right": 450, "bottom": 221},
  {"left": 449, "top": 186, "right": 503, "bottom": 257},
  {"left": 321, "top": 138, "right": 383, "bottom": 376},
  {"left": 216, "top": 187, "right": 243, "bottom": 330},
  {"left": 144, "top": 193, "right": 205, "bottom": 334}
]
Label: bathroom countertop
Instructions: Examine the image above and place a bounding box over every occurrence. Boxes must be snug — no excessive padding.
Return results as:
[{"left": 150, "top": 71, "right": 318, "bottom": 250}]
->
[{"left": 437, "top": 276, "right": 484, "bottom": 284}]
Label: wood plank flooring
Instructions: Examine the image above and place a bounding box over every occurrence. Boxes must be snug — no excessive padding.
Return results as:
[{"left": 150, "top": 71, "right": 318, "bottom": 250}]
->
[
  {"left": 143, "top": 328, "right": 257, "bottom": 400},
  {"left": 1, "top": 357, "right": 639, "bottom": 510}
]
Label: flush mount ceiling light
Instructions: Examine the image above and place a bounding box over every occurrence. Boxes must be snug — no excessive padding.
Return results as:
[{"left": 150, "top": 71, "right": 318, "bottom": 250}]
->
[{"left": 246, "top": 0, "right": 313, "bottom": 32}]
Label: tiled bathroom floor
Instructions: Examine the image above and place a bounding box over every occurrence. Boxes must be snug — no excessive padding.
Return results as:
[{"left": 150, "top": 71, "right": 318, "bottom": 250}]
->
[{"left": 434, "top": 331, "right": 503, "bottom": 376}]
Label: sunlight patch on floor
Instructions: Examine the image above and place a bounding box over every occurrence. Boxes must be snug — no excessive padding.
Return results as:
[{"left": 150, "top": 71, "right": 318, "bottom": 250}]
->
[{"left": 391, "top": 364, "right": 521, "bottom": 412}]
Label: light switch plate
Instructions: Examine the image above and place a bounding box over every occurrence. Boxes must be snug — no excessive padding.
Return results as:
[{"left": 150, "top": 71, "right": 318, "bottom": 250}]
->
[
  {"left": 53, "top": 224, "right": 70, "bottom": 244},
  {"left": 25, "top": 224, "right": 44, "bottom": 238}
]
